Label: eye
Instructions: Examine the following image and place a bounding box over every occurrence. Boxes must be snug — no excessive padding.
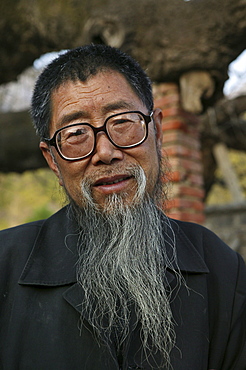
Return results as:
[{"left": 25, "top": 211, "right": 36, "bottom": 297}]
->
[
  {"left": 67, "top": 128, "right": 85, "bottom": 138},
  {"left": 112, "top": 117, "right": 135, "bottom": 128},
  {"left": 111, "top": 118, "right": 136, "bottom": 136},
  {"left": 113, "top": 118, "right": 130, "bottom": 125},
  {"left": 63, "top": 126, "right": 89, "bottom": 144}
]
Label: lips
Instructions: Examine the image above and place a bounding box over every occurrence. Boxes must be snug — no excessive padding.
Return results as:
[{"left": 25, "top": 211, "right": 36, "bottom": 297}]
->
[{"left": 94, "top": 175, "right": 132, "bottom": 187}]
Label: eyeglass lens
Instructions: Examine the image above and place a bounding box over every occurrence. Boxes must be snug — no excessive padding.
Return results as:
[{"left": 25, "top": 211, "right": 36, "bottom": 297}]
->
[{"left": 56, "top": 112, "right": 147, "bottom": 159}]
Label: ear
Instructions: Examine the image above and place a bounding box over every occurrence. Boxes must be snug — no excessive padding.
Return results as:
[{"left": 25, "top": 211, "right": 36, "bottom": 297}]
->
[
  {"left": 39, "top": 141, "right": 64, "bottom": 187},
  {"left": 153, "top": 108, "right": 163, "bottom": 150}
]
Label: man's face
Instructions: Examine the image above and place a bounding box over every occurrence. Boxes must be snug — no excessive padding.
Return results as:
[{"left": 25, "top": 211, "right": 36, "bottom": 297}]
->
[{"left": 40, "top": 70, "right": 163, "bottom": 209}]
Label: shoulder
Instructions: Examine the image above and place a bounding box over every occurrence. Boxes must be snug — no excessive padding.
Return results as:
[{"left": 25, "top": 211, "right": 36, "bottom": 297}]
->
[
  {"left": 0, "top": 206, "right": 72, "bottom": 264},
  {"left": 0, "top": 220, "right": 45, "bottom": 265},
  {"left": 0, "top": 220, "right": 44, "bottom": 240},
  {"left": 0, "top": 207, "right": 68, "bottom": 251},
  {"left": 0, "top": 220, "right": 46, "bottom": 288},
  {"left": 172, "top": 218, "right": 246, "bottom": 284},
  {"left": 172, "top": 218, "right": 237, "bottom": 258},
  {"left": 0, "top": 219, "right": 45, "bottom": 245},
  {"left": 0, "top": 207, "right": 70, "bottom": 283}
]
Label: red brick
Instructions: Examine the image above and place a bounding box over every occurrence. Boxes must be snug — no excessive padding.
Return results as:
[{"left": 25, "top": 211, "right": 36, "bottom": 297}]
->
[
  {"left": 163, "top": 146, "right": 189, "bottom": 157},
  {"left": 154, "top": 94, "right": 180, "bottom": 109},
  {"left": 162, "top": 132, "right": 200, "bottom": 147},
  {"left": 172, "top": 185, "right": 205, "bottom": 199},
  {"left": 162, "top": 107, "right": 182, "bottom": 117},
  {"left": 161, "top": 120, "right": 187, "bottom": 131},
  {"left": 153, "top": 83, "right": 179, "bottom": 96},
  {"left": 165, "top": 198, "right": 204, "bottom": 211},
  {"left": 188, "top": 173, "right": 204, "bottom": 186},
  {"left": 167, "top": 157, "right": 203, "bottom": 173},
  {"left": 163, "top": 146, "right": 201, "bottom": 161},
  {"left": 177, "top": 135, "right": 200, "bottom": 149},
  {"left": 162, "top": 131, "right": 185, "bottom": 143},
  {"left": 168, "top": 170, "right": 183, "bottom": 182},
  {"left": 154, "top": 82, "right": 205, "bottom": 225}
]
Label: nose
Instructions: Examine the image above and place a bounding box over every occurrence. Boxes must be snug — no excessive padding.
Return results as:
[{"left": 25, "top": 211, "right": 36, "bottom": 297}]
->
[{"left": 90, "top": 132, "right": 124, "bottom": 165}]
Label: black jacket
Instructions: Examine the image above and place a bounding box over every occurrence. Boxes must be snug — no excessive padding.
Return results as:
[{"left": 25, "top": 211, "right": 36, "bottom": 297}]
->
[{"left": 0, "top": 207, "right": 245, "bottom": 369}]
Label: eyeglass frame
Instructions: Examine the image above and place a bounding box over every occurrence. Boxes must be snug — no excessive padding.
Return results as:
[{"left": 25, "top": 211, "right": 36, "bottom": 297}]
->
[{"left": 44, "top": 110, "right": 154, "bottom": 161}]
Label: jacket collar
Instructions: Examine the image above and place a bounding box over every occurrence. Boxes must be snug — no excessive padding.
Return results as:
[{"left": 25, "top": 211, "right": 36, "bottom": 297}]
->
[
  {"left": 19, "top": 206, "right": 208, "bottom": 287},
  {"left": 19, "top": 207, "right": 78, "bottom": 286}
]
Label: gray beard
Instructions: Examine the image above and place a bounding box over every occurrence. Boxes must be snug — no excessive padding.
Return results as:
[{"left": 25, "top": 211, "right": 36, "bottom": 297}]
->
[{"left": 67, "top": 165, "right": 182, "bottom": 369}]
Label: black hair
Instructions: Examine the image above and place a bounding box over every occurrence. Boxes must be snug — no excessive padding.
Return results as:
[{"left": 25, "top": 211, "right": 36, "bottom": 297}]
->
[{"left": 31, "top": 44, "right": 153, "bottom": 139}]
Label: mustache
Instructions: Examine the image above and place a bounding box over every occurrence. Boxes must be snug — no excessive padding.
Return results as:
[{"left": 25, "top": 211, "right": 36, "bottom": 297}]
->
[
  {"left": 82, "top": 164, "right": 144, "bottom": 187},
  {"left": 81, "top": 164, "right": 147, "bottom": 208}
]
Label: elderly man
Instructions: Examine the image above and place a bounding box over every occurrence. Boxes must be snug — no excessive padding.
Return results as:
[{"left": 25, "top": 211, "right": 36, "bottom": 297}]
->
[{"left": 0, "top": 45, "right": 246, "bottom": 369}]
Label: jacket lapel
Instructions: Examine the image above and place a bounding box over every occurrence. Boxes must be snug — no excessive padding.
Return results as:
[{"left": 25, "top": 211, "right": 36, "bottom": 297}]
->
[
  {"left": 18, "top": 207, "right": 209, "bottom": 320},
  {"left": 18, "top": 207, "right": 78, "bottom": 286}
]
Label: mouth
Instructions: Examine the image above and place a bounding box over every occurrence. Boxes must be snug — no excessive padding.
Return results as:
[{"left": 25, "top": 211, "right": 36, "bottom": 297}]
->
[
  {"left": 92, "top": 174, "right": 134, "bottom": 195},
  {"left": 94, "top": 175, "right": 132, "bottom": 187}
]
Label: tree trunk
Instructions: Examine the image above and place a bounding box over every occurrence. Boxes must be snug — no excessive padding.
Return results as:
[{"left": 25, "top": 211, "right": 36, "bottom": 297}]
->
[
  {"left": 0, "top": 0, "right": 245, "bottom": 106},
  {"left": 200, "top": 95, "right": 246, "bottom": 194}
]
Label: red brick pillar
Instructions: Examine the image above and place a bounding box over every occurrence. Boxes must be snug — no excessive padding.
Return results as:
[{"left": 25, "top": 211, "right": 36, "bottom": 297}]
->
[{"left": 153, "top": 83, "right": 205, "bottom": 224}]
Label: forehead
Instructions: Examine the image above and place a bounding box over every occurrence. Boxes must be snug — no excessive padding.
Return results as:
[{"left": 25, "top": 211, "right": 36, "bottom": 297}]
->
[{"left": 51, "top": 70, "right": 145, "bottom": 118}]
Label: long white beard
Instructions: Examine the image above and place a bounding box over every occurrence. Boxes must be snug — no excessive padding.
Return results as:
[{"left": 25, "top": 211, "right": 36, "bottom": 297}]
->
[{"left": 67, "top": 165, "right": 182, "bottom": 369}]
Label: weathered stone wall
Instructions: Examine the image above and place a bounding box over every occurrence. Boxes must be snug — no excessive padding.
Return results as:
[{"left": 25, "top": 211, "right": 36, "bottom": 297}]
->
[{"left": 205, "top": 202, "right": 246, "bottom": 260}]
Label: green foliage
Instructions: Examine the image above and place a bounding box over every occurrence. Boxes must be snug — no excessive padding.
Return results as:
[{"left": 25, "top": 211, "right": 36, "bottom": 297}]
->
[
  {"left": 25, "top": 206, "right": 55, "bottom": 223},
  {"left": 0, "top": 169, "right": 64, "bottom": 230}
]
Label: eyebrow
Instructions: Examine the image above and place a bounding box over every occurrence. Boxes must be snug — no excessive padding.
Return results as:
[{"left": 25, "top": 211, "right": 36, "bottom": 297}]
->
[
  {"left": 101, "top": 101, "right": 136, "bottom": 115},
  {"left": 58, "top": 111, "right": 87, "bottom": 127},
  {"left": 57, "top": 101, "right": 137, "bottom": 128}
]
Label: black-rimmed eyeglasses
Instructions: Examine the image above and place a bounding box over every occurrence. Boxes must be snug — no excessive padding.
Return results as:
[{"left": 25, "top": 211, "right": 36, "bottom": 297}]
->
[{"left": 44, "top": 111, "right": 153, "bottom": 161}]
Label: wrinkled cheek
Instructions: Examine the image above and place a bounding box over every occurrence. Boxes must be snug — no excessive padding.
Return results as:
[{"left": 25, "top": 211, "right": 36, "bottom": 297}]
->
[
  {"left": 146, "top": 165, "right": 160, "bottom": 196},
  {"left": 61, "top": 179, "right": 84, "bottom": 206}
]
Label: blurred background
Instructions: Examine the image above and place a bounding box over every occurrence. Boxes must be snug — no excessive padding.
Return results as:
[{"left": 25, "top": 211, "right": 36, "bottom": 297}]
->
[{"left": 0, "top": 0, "right": 245, "bottom": 255}]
